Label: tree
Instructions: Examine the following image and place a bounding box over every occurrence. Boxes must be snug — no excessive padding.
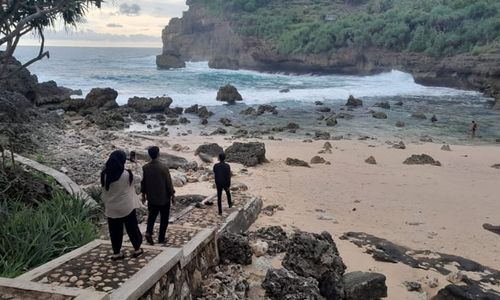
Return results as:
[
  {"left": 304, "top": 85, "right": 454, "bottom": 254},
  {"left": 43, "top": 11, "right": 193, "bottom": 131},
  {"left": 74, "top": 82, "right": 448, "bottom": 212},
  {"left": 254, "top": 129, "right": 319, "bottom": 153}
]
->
[{"left": 0, "top": 0, "right": 102, "bottom": 78}]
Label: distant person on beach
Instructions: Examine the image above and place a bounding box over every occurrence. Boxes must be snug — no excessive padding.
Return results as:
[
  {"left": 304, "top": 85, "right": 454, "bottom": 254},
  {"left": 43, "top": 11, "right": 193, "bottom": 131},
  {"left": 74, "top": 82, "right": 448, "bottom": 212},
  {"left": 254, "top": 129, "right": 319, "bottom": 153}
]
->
[
  {"left": 141, "top": 146, "right": 175, "bottom": 245},
  {"left": 431, "top": 115, "right": 438, "bottom": 123},
  {"left": 101, "top": 150, "right": 143, "bottom": 260},
  {"left": 471, "top": 120, "right": 478, "bottom": 138},
  {"left": 213, "top": 152, "right": 232, "bottom": 215}
]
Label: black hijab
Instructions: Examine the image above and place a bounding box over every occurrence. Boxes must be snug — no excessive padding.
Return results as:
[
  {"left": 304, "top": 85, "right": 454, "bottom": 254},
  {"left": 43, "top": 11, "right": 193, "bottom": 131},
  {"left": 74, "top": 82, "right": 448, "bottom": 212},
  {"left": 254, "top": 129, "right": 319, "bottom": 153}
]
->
[{"left": 101, "top": 150, "right": 133, "bottom": 191}]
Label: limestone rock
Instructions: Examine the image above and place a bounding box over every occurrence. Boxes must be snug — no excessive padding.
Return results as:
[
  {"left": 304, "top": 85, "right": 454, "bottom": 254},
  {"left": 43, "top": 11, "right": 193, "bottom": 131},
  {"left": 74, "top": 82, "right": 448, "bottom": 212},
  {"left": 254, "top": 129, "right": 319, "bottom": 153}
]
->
[
  {"left": 325, "top": 115, "right": 338, "bottom": 126},
  {"left": 395, "top": 121, "right": 405, "bottom": 127},
  {"left": 343, "top": 272, "right": 388, "bottom": 300},
  {"left": 251, "top": 240, "right": 269, "bottom": 257},
  {"left": 404, "top": 154, "right": 441, "bottom": 166},
  {"left": 220, "top": 117, "right": 232, "bottom": 126},
  {"left": 262, "top": 268, "right": 321, "bottom": 300},
  {"left": 225, "top": 142, "right": 267, "bottom": 167},
  {"left": 374, "top": 101, "right": 390, "bottom": 109},
  {"left": 218, "top": 232, "right": 252, "bottom": 265},
  {"left": 257, "top": 104, "right": 278, "bottom": 115},
  {"left": 311, "top": 156, "right": 326, "bottom": 164},
  {"left": 403, "top": 281, "right": 422, "bottom": 292},
  {"left": 217, "top": 84, "right": 243, "bottom": 103},
  {"left": 283, "top": 231, "right": 346, "bottom": 299},
  {"left": 240, "top": 107, "right": 257, "bottom": 115},
  {"left": 365, "top": 156, "right": 377, "bottom": 165},
  {"left": 198, "top": 152, "right": 213, "bottom": 163},
  {"left": 286, "top": 158, "right": 310, "bottom": 168},
  {"left": 84, "top": 88, "right": 119, "bottom": 110},
  {"left": 372, "top": 112, "right": 388, "bottom": 119},
  {"left": 315, "top": 131, "right": 331, "bottom": 140},
  {"left": 433, "top": 284, "right": 500, "bottom": 299},
  {"left": 392, "top": 141, "right": 406, "bottom": 149},
  {"left": 127, "top": 96, "right": 173, "bottom": 113},
  {"left": 346, "top": 95, "right": 363, "bottom": 107},
  {"left": 441, "top": 144, "right": 451, "bottom": 151},
  {"left": 156, "top": 51, "right": 186, "bottom": 69},
  {"left": 195, "top": 143, "right": 224, "bottom": 157}
]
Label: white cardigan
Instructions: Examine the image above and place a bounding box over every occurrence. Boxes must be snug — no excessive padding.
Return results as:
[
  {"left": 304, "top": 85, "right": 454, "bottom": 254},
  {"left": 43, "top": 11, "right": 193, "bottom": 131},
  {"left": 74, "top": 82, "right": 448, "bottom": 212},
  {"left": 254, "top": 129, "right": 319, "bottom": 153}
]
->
[{"left": 102, "top": 170, "right": 142, "bottom": 219}]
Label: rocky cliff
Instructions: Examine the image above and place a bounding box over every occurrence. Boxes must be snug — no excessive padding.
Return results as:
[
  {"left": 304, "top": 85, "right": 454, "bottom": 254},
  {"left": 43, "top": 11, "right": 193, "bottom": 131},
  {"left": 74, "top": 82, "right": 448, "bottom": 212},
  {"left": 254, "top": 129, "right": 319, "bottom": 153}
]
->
[{"left": 157, "top": 1, "right": 500, "bottom": 105}]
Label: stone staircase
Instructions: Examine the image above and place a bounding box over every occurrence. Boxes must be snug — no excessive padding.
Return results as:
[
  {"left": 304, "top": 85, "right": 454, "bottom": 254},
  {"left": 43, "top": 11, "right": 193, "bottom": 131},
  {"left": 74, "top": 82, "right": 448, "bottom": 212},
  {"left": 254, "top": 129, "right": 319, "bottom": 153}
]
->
[{"left": 1, "top": 190, "right": 262, "bottom": 300}]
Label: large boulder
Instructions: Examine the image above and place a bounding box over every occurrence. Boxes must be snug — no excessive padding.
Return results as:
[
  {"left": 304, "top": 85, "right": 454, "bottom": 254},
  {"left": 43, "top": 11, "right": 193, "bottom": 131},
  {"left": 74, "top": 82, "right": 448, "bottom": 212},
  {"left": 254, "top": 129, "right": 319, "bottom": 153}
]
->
[
  {"left": 127, "top": 96, "right": 173, "bottom": 113},
  {"left": 217, "top": 84, "right": 243, "bottom": 104},
  {"left": 225, "top": 142, "right": 267, "bottom": 167},
  {"left": 403, "top": 154, "right": 441, "bottom": 166},
  {"left": 283, "top": 231, "right": 346, "bottom": 300},
  {"left": 218, "top": 232, "right": 252, "bottom": 265},
  {"left": 0, "top": 91, "right": 32, "bottom": 124},
  {"left": 0, "top": 54, "right": 38, "bottom": 98},
  {"left": 156, "top": 50, "right": 186, "bottom": 69},
  {"left": 346, "top": 95, "right": 363, "bottom": 107},
  {"left": 343, "top": 272, "right": 387, "bottom": 300},
  {"left": 135, "top": 151, "right": 191, "bottom": 169},
  {"left": 433, "top": 284, "right": 500, "bottom": 300},
  {"left": 83, "top": 87, "right": 119, "bottom": 110},
  {"left": 262, "top": 268, "right": 322, "bottom": 300},
  {"left": 195, "top": 143, "right": 224, "bottom": 157},
  {"left": 35, "top": 81, "right": 80, "bottom": 106}
]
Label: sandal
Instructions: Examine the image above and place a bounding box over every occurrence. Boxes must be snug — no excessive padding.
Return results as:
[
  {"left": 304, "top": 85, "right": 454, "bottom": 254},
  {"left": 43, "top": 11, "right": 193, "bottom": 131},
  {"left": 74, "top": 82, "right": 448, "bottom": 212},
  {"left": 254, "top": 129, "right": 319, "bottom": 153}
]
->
[
  {"left": 132, "top": 248, "right": 144, "bottom": 258},
  {"left": 111, "top": 253, "right": 125, "bottom": 261}
]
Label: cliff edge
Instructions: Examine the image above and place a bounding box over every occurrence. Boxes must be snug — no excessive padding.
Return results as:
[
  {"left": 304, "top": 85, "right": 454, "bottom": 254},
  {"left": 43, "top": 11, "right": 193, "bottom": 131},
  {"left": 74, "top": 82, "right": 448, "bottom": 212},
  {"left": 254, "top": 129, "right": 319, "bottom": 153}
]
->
[{"left": 157, "top": 0, "right": 500, "bottom": 105}]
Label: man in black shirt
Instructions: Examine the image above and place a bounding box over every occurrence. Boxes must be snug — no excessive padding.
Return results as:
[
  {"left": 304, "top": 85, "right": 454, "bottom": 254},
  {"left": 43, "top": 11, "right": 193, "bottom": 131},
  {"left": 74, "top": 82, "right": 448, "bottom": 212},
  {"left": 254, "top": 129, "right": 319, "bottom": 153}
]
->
[
  {"left": 141, "top": 146, "right": 175, "bottom": 245},
  {"left": 213, "top": 152, "right": 232, "bottom": 215}
]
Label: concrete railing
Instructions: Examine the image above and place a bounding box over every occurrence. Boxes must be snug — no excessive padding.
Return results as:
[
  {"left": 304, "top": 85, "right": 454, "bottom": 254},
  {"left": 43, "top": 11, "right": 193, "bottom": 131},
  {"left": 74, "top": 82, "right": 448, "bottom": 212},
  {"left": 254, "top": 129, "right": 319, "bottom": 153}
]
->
[{"left": 13, "top": 153, "right": 96, "bottom": 206}]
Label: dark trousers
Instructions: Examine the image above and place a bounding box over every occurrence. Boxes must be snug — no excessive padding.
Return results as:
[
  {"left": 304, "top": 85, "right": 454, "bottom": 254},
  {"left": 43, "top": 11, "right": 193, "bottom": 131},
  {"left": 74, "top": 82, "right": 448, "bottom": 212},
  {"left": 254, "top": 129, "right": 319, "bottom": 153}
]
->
[
  {"left": 216, "top": 185, "right": 232, "bottom": 214},
  {"left": 146, "top": 203, "right": 171, "bottom": 243},
  {"left": 108, "top": 209, "right": 142, "bottom": 254}
]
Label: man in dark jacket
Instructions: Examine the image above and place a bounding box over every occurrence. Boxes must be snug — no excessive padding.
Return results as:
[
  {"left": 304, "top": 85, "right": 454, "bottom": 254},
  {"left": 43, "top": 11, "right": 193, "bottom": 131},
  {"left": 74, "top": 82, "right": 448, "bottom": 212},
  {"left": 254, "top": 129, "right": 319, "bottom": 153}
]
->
[
  {"left": 213, "top": 152, "right": 232, "bottom": 215},
  {"left": 141, "top": 146, "right": 175, "bottom": 245}
]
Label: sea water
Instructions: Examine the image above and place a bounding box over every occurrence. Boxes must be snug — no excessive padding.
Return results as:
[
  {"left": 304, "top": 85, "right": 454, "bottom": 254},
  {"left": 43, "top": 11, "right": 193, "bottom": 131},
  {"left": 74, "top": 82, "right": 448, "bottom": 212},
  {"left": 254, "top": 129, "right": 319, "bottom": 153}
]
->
[{"left": 15, "top": 46, "right": 500, "bottom": 144}]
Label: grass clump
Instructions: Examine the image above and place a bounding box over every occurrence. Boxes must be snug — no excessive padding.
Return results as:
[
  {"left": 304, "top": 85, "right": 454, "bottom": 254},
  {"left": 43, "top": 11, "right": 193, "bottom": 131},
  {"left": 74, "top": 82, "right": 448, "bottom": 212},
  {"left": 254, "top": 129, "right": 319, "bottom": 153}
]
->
[{"left": 0, "top": 191, "right": 99, "bottom": 278}]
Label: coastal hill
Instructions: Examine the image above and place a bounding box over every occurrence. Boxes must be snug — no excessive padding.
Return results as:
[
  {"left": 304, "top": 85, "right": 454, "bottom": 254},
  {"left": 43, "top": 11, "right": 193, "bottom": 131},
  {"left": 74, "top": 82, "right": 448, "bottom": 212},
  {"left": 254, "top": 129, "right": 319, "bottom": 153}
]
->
[{"left": 158, "top": 0, "right": 500, "bottom": 104}]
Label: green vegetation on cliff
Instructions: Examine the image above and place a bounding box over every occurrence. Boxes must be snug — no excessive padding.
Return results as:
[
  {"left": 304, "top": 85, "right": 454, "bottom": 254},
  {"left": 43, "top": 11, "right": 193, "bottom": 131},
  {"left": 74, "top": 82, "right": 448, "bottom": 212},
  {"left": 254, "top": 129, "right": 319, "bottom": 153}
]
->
[{"left": 196, "top": 0, "right": 500, "bottom": 57}]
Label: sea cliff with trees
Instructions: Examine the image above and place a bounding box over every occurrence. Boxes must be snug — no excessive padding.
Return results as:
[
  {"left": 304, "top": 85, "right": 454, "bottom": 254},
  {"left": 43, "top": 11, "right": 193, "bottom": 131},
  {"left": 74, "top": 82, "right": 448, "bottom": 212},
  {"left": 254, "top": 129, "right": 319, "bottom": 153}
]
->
[{"left": 158, "top": 0, "right": 500, "bottom": 105}]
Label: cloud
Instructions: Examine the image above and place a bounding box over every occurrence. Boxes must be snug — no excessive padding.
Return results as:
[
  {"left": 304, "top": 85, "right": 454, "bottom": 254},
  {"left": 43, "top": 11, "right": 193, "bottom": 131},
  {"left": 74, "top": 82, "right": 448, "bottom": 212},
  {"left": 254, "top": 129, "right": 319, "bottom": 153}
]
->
[
  {"left": 119, "top": 3, "right": 141, "bottom": 16},
  {"left": 106, "top": 23, "right": 123, "bottom": 28}
]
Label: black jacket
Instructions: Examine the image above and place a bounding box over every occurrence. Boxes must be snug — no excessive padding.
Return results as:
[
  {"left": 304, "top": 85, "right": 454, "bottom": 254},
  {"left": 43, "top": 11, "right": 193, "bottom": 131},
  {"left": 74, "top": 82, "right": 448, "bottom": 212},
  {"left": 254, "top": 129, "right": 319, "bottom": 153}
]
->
[
  {"left": 213, "top": 162, "right": 231, "bottom": 188},
  {"left": 141, "top": 160, "right": 175, "bottom": 206}
]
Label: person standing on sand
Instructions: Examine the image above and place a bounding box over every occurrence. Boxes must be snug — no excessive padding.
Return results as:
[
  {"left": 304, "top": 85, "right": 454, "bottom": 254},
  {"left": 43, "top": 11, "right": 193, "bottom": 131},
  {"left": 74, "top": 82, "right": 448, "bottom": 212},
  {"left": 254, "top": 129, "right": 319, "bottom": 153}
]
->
[
  {"left": 101, "top": 150, "right": 143, "bottom": 260},
  {"left": 471, "top": 120, "right": 478, "bottom": 138},
  {"left": 141, "top": 146, "right": 175, "bottom": 245},
  {"left": 213, "top": 152, "right": 232, "bottom": 215}
]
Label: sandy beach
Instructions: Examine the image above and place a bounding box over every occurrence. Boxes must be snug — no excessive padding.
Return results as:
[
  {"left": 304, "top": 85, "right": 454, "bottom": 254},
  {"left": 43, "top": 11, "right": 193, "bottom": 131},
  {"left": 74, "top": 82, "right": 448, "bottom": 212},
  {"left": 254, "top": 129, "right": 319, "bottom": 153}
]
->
[{"left": 114, "top": 131, "right": 500, "bottom": 299}]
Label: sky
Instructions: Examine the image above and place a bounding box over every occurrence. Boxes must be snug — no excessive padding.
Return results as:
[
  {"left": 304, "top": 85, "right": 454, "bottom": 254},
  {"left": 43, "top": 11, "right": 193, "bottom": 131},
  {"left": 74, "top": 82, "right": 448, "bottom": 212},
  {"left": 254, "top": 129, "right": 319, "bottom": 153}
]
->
[{"left": 20, "top": 0, "right": 188, "bottom": 48}]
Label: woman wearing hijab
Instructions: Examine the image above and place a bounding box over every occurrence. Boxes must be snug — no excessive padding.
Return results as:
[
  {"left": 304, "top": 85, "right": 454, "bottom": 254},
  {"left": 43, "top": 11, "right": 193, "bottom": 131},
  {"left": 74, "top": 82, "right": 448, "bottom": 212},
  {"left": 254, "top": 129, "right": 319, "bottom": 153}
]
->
[{"left": 101, "top": 150, "right": 143, "bottom": 260}]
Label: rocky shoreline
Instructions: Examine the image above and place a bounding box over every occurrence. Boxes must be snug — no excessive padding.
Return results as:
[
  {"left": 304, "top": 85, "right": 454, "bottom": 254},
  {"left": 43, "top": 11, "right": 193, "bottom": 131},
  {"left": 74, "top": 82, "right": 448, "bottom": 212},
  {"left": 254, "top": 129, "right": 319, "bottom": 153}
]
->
[{"left": 157, "top": 1, "right": 500, "bottom": 107}]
